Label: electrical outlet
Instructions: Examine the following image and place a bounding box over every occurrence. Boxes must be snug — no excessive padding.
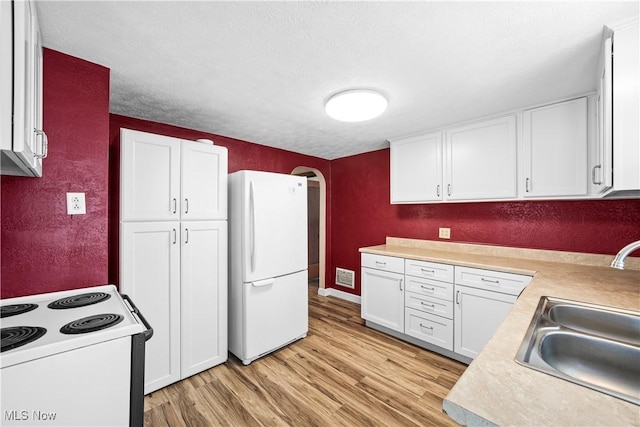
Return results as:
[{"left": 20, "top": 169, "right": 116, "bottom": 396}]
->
[
  {"left": 66, "top": 192, "right": 86, "bottom": 215},
  {"left": 439, "top": 227, "right": 451, "bottom": 239}
]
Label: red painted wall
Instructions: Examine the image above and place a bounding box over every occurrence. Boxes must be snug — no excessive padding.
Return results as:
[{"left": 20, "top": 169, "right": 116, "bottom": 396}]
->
[
  {"left": 1, "top": 49, "right": 111, "bottom": 298},
  {"left": 107, "top": 114, "right": 332, "bottom": 286},
  {"left": 329, "top": 148, "right": 640, "bottom": 296}
]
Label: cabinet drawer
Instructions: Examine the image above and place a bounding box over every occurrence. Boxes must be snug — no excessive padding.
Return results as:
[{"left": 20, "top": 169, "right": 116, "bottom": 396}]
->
[
  {"left": 405, "top": 259, "right": 453, "bottom": 282},
  {"left": 361, "top": 253, "right": 404, "bottom": 274},
  {"left": 405, "top": 292, "right": 453, "bottom": 319},
  {"left": 405, "top": 308, "right": 453, "bottom": 351},
  {"left": 405, "top": 276, "right": 453, "bottom": 301},
  {"left": 455, "top": 266, "right": 532, "bottom": 296}
]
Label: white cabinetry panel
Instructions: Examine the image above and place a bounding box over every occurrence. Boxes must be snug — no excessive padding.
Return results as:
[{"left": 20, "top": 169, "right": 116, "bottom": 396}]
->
[
  {"left": 120, "top": 221, "right": 181, "bottom": 394},
  {"left": 454, "top": 284, "right": 517, "bottom": 359},
  {"left": 121, "top": 129, "right": 181, "bottom": 222},
  {"left": 181, "top": 142, "right": 228, "bottom": 220},
  {"left": 522, "top": 97, "right": 588, "bottom": 198},
  {"left": 361, "top": 257, "right": 404, "bottom": 333},
  {"left": 390, "top": 132, "right": 443, "bottom": 203},
  {"left": 1, "top": 0, "right": 45, "bottom": 177},
  {"left": 180, "top": 221, "right": 228, "bottom": 378},
  {"left": 445, "top": 115, "right": 517, "bottom": 200}
]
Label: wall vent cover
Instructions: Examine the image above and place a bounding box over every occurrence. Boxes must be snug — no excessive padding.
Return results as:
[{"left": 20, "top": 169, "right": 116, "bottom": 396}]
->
[{"left": 335, "top": 268, "right": 355, "bottom": 289}]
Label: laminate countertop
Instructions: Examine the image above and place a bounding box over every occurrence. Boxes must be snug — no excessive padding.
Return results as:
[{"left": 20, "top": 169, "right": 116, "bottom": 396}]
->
[{"left": 359, "top": 238, "right": 640, "bottom": 426}]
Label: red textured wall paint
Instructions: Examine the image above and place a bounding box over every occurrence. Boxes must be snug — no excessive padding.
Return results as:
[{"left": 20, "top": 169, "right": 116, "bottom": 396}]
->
[
  {"left": 108, "top": 114, "right": 332, "bottom": 287},
  {"left": 329, "top": 148, "right": 640, "bottom": 296},
  {"left": 1, "top": 50, "right": 111, "bottom": 298}
]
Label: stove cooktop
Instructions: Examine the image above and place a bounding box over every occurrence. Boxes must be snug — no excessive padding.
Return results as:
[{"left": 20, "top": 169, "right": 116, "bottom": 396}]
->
[{"left": 0, "top": 285, "right": 144, "bottom": 368}]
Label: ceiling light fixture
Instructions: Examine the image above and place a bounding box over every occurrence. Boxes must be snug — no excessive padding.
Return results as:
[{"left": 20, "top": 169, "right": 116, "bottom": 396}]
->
[{"left": 325, "top": 89, "right": 388, "bottom": 122}]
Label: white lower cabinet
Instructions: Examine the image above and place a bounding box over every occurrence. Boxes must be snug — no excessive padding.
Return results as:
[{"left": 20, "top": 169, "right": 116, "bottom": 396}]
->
[
  {"left": 121, "top": 220, "right": 227, "bottom": 394},
  {"left": 121, "top": 222, "right": 181, "bottom": 393},
  {"left": 453, "top": 285, "right": 517, "bottom": 359},
  {"left": 361, "top": 253, "right": 532, "bottom": 363},
  {"left": 179, "top": 221, "right": 228, "bottom": 378},
  {"left": 361, "top": 254, "right": 405, "bottom": 333}
]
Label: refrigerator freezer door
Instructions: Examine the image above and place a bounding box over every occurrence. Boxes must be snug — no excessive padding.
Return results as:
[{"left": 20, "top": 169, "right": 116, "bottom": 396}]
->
[
  {"left": 242, "top": 171, "right": 307, "bottom": 283},
  {"left": 242, "top": 270, "right": 308, "bottom": 364}
]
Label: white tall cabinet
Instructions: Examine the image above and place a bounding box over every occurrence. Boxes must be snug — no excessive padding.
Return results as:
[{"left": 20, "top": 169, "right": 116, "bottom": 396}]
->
[{"left": 119, "top": 129, "right": 228, "bottom": 394}]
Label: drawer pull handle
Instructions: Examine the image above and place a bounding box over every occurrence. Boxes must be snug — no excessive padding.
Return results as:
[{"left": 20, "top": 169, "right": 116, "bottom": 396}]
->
[
  {"left": 375, "top": 261, "right": 387, "bottom": 266},
  {"left": 420, "top": 268, "right": 435, "bottom": 275},
  {"left": 481, "top": 278, "right": 500, "bottom": 285},
  {"left": 421, "top": 302, "right": 435, "bottom": 309},
  {"left": 420, "top": 285, "right": 435, "bottom": 292},
  {"left": 419, "top": 324, "right": 434, "bottom": 331}
]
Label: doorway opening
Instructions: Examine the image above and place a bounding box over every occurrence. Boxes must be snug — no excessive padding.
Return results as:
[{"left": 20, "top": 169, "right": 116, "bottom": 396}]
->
[{"left": 291, "top": 167, "right": 326, "bottom": 291}]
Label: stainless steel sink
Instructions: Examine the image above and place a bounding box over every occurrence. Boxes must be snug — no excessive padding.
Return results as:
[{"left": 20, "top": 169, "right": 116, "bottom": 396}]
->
[{"left": 515, "top": 297, "right": 640, "bottom": 405}]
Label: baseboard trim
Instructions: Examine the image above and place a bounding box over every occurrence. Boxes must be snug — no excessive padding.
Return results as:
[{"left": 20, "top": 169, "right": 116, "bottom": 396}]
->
[{"left": 317, "top": 287, "right": 361, "bottom": 304}]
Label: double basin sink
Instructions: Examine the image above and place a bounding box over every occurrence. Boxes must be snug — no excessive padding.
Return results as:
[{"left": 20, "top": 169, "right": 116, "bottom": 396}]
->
[{"left": 515, "top": 296, "right": 640, "bottom": 405}]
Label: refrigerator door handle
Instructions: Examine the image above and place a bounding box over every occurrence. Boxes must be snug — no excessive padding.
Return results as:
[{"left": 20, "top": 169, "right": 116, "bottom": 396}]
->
[
  {"left": 251, "top": 278, "right": 275, "bottom": 287},
  {"left": 249, "top": 180, "right": 256, "bottom": 272}
]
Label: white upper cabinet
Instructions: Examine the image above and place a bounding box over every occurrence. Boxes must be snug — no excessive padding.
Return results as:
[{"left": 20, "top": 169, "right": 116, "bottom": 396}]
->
[
  {"left": 121, "top": 129, "right": 228, "bottom": 221},
  {"left": 592, "top": 37, "right": 613, "bottom": 195},
  {"left": 605, "top": 20, "right": 640, "bottom": 197},
  {"left": 445, "top": 115, "right": 517, "bottom": 201},
  {"left": 181, "top": 142, "right": 228, "bottom": 220},
  {"left": 1, "top": 0, "right": 46, "bottom": 177},
  {"left": 390, "top": 132, "right": 443, "bottom": 203},
  {"left": 521, "top": 97, "right": 588, "bottom": 198},
  {"left": 121, "top": 129, "right": 181, "bottom": 221}
]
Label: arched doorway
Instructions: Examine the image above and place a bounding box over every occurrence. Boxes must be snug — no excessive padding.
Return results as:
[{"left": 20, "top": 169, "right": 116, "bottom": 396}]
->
[{"left": 291, "top": 166, "right": 327, "bottom": 291}]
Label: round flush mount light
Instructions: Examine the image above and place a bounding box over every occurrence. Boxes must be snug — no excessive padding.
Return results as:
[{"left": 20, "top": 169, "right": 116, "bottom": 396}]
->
[{"left": 325, "top": 89, "right": 388, "bottom": 122}]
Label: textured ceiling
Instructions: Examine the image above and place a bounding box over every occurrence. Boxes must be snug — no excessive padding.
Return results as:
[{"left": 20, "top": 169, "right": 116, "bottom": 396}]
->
[{"left": 35, "top": 1, "right": 638, "bottom": 160}]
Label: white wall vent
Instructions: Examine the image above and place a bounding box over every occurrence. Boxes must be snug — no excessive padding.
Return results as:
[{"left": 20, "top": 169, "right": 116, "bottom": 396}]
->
[{"left": 335, "top": 268, "right": 355, "bottom": 289}]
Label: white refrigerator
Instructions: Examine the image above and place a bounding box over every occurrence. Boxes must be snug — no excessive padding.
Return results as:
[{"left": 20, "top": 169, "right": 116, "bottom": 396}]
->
[{"left": 228, "top": 170, "right": 309, "bottom": 365}]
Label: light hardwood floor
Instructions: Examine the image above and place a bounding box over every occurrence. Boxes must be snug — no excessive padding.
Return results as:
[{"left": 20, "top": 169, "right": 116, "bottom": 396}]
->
[{"left": 143, "top": 283, "right": 466, "bottom": 426}]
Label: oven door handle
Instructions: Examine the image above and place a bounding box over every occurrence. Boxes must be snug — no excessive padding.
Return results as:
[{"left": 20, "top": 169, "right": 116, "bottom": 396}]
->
[{"left": 122, "top": 294, "right": 154, "bottom": 341}]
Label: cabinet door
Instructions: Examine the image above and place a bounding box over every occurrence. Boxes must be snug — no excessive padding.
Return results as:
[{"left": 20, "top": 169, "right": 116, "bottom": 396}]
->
[
  {"left": 445, "top": 115, "right": 517, "bottom": 200},
  {"left": 454, "top": 285, "right": 516, "bottom": 359},
  {"left": 180, "top": 221, "right": 228, "bottom": 377},
  {"left": 361, "top": 267, "right": 404, "bottom": 333},
  {"left": 593, "top": 38, "right": 613, "bottom": 194},
  {"left": 0, "top": 1, "right": 11, "bottom": 152},
  {"left": 120, "top": 129, "right": 181, "bottom": 221},
  {"left": 522, "top": 98, "right": 588, "bottom": 198},
  {"left": 2, "top": 0, "right": 43, "bottom": 177},
  {"left": 611, "top": 21, "right": 640, "bottom": 193},
  {"left": 120, "top": 221, "right": 181, "bottom": 394},
  {"left": 390, "top": 132, "right": 443, "bottom": 203},
  {"left": 181, "top": 143, "right": 228, "bottom": 220}
]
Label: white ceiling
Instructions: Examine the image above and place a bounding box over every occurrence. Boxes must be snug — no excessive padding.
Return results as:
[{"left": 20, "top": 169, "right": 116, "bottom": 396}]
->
[{"left": 35, "top": 1, "right": 638, "bottom": 160}]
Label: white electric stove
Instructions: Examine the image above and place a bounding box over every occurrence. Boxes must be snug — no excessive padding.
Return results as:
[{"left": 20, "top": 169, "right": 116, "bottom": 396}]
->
[{"left": 1, "top": 285, "right": 153, "bottom": 426}]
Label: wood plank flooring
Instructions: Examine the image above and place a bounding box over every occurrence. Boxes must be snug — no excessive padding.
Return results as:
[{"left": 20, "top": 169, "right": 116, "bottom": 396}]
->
[{"left": 143, "top": 284, "right": 466, "bottom": 426}]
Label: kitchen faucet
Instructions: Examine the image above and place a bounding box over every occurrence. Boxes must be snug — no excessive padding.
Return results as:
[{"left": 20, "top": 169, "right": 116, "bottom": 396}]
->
[{"left": 610, "top": 240, "right": 640, "bottom": 270}]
